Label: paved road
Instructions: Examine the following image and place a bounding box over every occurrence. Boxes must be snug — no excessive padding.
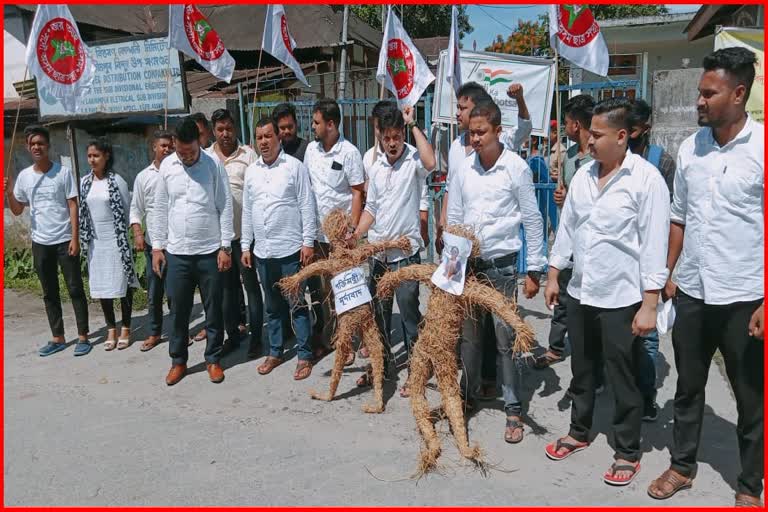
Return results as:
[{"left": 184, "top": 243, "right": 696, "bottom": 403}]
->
[{"left": 4, "top": 286, "right": 745, "bottom": 506}]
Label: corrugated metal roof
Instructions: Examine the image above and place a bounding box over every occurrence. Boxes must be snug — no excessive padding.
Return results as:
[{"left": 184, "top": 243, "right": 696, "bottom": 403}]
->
[{"left": 15, "top": 4, "right": 381, "bottom": 50}]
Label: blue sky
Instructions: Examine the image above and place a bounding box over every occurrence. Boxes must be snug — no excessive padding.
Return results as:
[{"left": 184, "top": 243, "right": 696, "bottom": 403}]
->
[{"left": 464, "top": 4, "right": 702, "bottom": 51}]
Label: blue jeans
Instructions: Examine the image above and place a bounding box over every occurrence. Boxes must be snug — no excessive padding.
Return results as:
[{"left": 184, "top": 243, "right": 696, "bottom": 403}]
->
[
  {"left": 636, "top": 329, "right": 659, "bottom": 400},
  {"left": 368, "top": 252, "right": 422, "bottom": 369},
  {"left": 255, "top": 251, "right": 312, "bottom": 361},
  {"left": 145, "top": 244, "right": 167, "bottom": 336},
  {"left": 237, "top": 242, "right": 264, "bottom": 348},
  {"left": 165, "top": 251, "right": 224, "bottom": 365},
  {"left": 460, "top": 256, "right": 523, "bottom": 416}
]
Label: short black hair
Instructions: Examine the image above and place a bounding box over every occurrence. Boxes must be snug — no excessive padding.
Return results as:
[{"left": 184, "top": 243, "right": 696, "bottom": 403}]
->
[
  {"left": 702, "top": 47, "right": 757, "bottom": 101},
  {"left": 210, "top": 109, "right": 234, "bottom": 127},
  {"left": 153, "top": 129, "right": 174, "bottom": 141},
  {"left": 189, "top": 112, "right": 210, "bottom": 130},
  {"left": 371, "top": 100, "right": 397, "bottom": 123},
  {"left": 175, "top": 116, "right": 201, "bottom": 144},
  {"left": 593, "top": 97, "right": 634, "bottom": 132},
  {"left": 377, "top": 107, "right": 405, "bottom": 133},
  {"left": 313, "top": 98, "right": 341, "bottom": 127},
  {"left": 87, "top": 136, "right": 114, "bottom": 172},
  {"left": 272, "top": 103, "right": 297, "bottom": 124},
  {"left": 456, "top": 81, "right": 492, "bottom": 105},
  {"left": 255, "top": 117, "right": 278, "bottom": 134},
  {"left": 563, "top": 94, "right": 595, "bottom": 129},
  {"left": 628, "top": 98, "right": 652, "bottom": 128},
  {"left": 469, "top": 99, "right": 502, "bottom": 127},
  {"left": 24, "top": 125, "right": 50, "bottom": 144}
]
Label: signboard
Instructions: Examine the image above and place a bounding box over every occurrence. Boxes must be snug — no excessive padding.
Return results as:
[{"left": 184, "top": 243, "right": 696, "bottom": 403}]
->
[
  {"left": 38, "top": 35, "right": 188, "bottom": 120},
  {"left": 715, "top": 27, "right": 763, "bottom": 123},
  {"left": 432, "top": 50, "right": 556, "bottom": 136}
]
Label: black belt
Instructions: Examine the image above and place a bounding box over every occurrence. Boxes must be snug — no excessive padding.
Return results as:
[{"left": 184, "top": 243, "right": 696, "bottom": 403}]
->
[{"left": 472, "top": 252, "right": 518, "bottom": 271}]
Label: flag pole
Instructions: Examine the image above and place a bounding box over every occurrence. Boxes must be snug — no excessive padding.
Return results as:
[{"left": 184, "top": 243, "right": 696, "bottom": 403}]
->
[
  {"left": 5, "top": 67, "right": 28, "bottom": 180},
  {"left": 250, "top": 47, "right": 264, "bottom": 141},
  {"left": 554, "top": 42, "right": 564, "bottom": 190},
  {"left": 163, "top": 48, "right": 171, "bottom": 130}
]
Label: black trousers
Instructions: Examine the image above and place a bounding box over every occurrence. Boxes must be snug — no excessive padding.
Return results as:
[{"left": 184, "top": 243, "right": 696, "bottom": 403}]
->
[
  {"left": 568, "top": 297, "right": 643, "bottom": 462},
  {"left": 671, "top": 291, "right": 764, "bottom": 497},
  {"left": 31, "top": 241, "right": 89, "bottom": 337},
  {"left": 100, "top": 288, "right": 134, "bottom": 329},
  {"left": 548, "top": 267, "right": 573, "bottom": 355},
  {"left": 165, "top": 251, "right": 224, "bottom": 366}
]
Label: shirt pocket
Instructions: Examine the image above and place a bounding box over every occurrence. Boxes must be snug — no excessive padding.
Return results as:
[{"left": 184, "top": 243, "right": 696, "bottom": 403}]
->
[
  {"left": 324, "top": 162, "right": 347, "bottom": 190},
  {"left": 266, "top": 172, "right": 294, "bottom": 201},
  {"left": 719, "top": 159, "right": 761, "bottom": 206},
  {"left": 588, "top": 190, "right": 637, "bottom": 237}
]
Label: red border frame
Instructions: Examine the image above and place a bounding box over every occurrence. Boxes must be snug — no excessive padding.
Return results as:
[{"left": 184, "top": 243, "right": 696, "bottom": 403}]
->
[{"left": 1, "top": 1, "right": 766, "bottom": 510}]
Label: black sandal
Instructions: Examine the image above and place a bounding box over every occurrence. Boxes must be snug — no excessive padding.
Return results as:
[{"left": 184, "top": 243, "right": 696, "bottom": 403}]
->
[{"left": 504, "top": 417, "right": 525, "bottom": 444}]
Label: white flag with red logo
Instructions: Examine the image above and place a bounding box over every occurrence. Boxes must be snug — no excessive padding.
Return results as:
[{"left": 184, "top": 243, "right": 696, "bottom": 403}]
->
[
  {"left": 548, "top": 5, "right": 609, "bottom": 76},
  {"left": 169, "top": 5, "right": 235, "bottom": 83},
  {"left": 446, "top": 5, "right": 463, "bottom": 94},
  {"left": 376, "top": 7, "right": 435, "bottom": 108},
  {"left": 262, "top": 4, "right": 310, "bottom": 88},
  {"left": 25, "top": 4, "right": 95, "bottom": 112}
]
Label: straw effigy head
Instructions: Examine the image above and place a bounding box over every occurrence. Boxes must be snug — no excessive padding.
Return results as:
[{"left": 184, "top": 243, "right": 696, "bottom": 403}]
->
[
  {"left": 322, "top": 208, "right": 352, "bottom": 245},
  {"left": 443, "top": 224, "right": 481, "bottom": 260}
]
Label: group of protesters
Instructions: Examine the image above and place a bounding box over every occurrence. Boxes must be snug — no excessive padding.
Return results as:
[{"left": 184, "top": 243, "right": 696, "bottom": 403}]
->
[{"left": 5, "top": 46, "right": 763, "bottom": 505}]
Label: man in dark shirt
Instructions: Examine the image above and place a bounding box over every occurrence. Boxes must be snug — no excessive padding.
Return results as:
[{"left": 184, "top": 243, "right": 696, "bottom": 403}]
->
[
  {"left": 272, "top": 103, "right": 309, "bottom": 162},
  {"left": 629, "top": 99, "right": 676, "bottom": 199}
]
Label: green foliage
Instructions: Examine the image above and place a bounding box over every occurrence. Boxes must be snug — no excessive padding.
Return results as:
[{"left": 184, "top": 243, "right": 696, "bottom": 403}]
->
[
  {"left": 4, "top": 247, "right": 35, "bottom": 280},
  {"left": 589, "top": 5, "right": 669, "bottom": 20},
  {"left": 350, "top": 5, "right": 473, "bottom": 39}
]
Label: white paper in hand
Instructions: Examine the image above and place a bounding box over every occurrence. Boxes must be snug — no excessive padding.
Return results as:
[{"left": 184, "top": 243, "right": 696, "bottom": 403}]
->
[
  {"left": 431, "top": 232, "right": 472, "bottom": 295},
  {"left": 656, "top": 299, "right": 676, "bottom": 335}
]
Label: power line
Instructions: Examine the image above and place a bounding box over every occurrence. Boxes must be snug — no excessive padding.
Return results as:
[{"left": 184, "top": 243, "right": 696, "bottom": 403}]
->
[
  {"left": 476, "top": 4, "right": 543, "bottom": 10},
  {"left": 475, "top": 6, "right": 520, "bottom": 33}
]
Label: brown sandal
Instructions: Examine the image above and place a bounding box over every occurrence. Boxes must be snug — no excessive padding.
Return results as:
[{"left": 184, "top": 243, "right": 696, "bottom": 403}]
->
[
  {"left": 356, "top": 365, "right": 373, "bottom": 387},
  {"left": 140, "top": 336, "right": 161, "bottom": 352},
  {"left": 258, "top": 356, "right": 282, "bottom": 375},
  {"left": 647, "top": 469, "right": 693, "bottom": 500},
  {"left": 735, "top": 494, "right": 763, "bottom": 507},
  {"left": 344, "top": 350, "right": 355, "bottom": 367},
  {"left": 294, "top": 360, "right": 313, "bottom": 380}
]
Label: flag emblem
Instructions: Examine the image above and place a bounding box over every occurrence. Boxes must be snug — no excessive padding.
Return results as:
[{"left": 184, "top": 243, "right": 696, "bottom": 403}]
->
[
  {"left": 556, "top": 5, "right": 600, "bottom": 48},
  {"left": 386, "top": 39, "right": 415, "bottom": 100},
  {"left": 280, "top": 15, "right": 294, "bottom": 56},
  {"left": 36, "top": 18, "right": 86, "bottom": 85},
  {"left": 479, "top": 68, "right": 513, "bottom": 86},
  {"left": 183, "top": 5, "right": 225, "bottom": 61}
]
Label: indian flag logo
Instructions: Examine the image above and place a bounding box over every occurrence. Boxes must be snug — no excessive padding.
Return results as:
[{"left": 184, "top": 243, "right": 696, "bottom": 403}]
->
[{"left": 480, "top": 68, "right": 513, "bottom": 86}]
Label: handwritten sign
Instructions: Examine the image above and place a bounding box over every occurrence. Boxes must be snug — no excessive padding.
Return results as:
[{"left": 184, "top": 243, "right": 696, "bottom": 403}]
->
[
  {"left": 39, "top": 36, "right": 187, "bottom": 120},
  {"left": 330, "top": 267, "right": 372, "bottom": 314}
]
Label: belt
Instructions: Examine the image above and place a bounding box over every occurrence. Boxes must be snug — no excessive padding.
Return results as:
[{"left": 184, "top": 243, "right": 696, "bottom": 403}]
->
[{"left": 472, "top": 252, "right": 518, "bottom": 271}]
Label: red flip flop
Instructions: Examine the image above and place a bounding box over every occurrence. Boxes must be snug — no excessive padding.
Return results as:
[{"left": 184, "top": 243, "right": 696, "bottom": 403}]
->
[
  {"left": 604, "top": 462, "right": 641, "bottom": 486},
  {"left": 545, "top": 438, "right": 589, "bottom": 461}
]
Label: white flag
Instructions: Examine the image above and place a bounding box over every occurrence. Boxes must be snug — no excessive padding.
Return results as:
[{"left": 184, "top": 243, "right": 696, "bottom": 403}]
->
[
  {"left": 262, "top": 4, "right": 310, "bottom": 88},
  {"left": 548, "top": 4, "right": 609, "bottom": 77},
  {"left": 376, "top": 7, "right": 435, "bottom": 108},
  {"left": 169, "top": 5, "right": 235, "bottom": 83},
  {"left": 25, "top": 5, "right": 95, "bottom": 113},
  {"left": 446, "top": 5, "right": 463, "bottom": 95}
]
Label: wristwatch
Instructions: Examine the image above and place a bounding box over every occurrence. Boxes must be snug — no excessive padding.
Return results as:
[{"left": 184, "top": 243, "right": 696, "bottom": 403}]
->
[
  {"left": 407, "top": 120, "right": 418, "bottom": 130},
  {"left": 219, "top": 246, "right": 232, "bottom": 255}
]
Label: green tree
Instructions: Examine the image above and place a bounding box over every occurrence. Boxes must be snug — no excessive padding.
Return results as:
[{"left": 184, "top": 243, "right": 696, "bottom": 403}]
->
[
  {"left": 589, "top": 5, "right": 669, "bottom": 19},
  {"left": 349, "top": 5, "right": 473, "bottom": 39}
]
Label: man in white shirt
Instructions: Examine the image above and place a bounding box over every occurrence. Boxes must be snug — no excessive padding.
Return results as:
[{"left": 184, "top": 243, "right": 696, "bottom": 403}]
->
[
  {"left": 349, "top": 103, "right": 436, "bottom": 393},
  {"left": 303, "top": 99, "right": 366, "bottom": 358},
  {"left": 447, "top": 100, "right": 545, "bottom": 445},
  {"left": 129, "top": 130, "right": 174, "bottom": 352},
  {"left": 241, "top": 118, "right": 317, "bottom": 381},
  {"left": 5, "top": 125, "right": 90, "bottom": 357},
  {"left": 647, "top": 48, "right": 764, "bottom": 507},
  {"left": 543, "top": 98, "right": 670, "bottom": 487},
  {"left": 207, "top": 109, "right": 262, "bottom": 358},
  {"left": 150, "top": 117, "right": 234, "bottom": 386}
]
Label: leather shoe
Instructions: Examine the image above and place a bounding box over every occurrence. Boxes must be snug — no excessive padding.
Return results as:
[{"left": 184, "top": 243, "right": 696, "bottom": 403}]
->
[
  {"left": 207, "top": 362, "right": 225, "bottom": 383},
  {"left": 166, "top": 364, "right": 187, "bottom": 386}
]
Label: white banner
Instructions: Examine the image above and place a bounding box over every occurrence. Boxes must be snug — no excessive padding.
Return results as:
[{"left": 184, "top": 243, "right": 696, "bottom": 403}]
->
[
  {"left": 431, "top": 231, "right": 472, "bottom": 296},
  {"left": 39, "top": 37, "right": 185, "bottom": 119},
  {"left": 330, "top": 267, "right": 372, "bottom": 315},
  {"left": 432, "top": 50, "right": 556, "bottom": 136}
]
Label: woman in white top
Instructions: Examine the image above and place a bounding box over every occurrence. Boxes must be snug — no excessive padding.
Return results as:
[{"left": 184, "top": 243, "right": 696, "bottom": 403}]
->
[{"left": 79, "top": 138, "right": 138, "bottom": 350}]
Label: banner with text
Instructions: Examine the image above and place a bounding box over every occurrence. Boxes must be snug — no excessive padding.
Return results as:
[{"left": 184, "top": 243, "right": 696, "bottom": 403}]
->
[
  {"left": 432, "top": 50, "right": 555, "bottom": 136},
  {"left": 39, "top": 37, "right": 187, "bottom": 120}
]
